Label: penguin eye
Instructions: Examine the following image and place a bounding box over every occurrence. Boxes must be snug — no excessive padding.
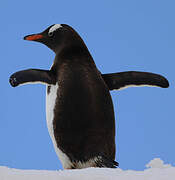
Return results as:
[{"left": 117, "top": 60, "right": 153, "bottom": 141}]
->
[{"left": 48, "top": 31, "right": 54, "bottom": 37}]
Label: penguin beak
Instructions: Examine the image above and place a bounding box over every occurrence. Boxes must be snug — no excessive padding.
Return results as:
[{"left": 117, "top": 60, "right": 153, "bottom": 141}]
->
[{"left": 24, "top": 34, "right": 43, "bottom": 41}]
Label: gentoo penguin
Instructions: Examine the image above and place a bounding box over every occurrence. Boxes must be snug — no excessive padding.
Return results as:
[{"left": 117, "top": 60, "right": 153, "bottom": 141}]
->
[{"left": 9, "top": 24, "right": 169, "bottom": 169}]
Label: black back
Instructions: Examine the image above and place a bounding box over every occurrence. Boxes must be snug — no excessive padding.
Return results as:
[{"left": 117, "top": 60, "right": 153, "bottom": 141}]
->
[{"left": 50, "top": 41, "right": 116, "bottom": 162}]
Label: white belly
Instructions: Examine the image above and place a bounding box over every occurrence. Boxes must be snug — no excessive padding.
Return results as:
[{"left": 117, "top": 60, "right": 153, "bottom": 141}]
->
[{"left": 46, "top": 83, "right": 72, "bottom": 169}]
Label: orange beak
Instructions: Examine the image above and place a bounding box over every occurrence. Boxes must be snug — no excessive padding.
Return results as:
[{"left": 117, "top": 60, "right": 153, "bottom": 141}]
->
[{"left": 24, "top": 34, "right": 43, "bottom": 41}]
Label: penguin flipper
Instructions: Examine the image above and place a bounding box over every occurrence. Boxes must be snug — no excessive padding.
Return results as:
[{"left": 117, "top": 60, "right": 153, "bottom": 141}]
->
[
  {"left": 9, "top": 69, "right": 56, "bottom": 87},
  {"left": 102, "top": 71, "right": 169, "bottom": 91},
  {"left": 95, "top": 155, "right": 119, "bottom": 168}
]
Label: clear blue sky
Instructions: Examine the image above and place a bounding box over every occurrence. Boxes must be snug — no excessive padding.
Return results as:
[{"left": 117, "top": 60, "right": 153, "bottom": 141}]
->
[{"left": 0, "top": 0, "right": 174, "bottom": 170}]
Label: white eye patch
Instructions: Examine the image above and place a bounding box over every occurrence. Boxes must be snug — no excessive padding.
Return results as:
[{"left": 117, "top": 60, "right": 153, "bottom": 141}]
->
[{"left": 49, "top": 24, "right": 62, "bottom": 33}]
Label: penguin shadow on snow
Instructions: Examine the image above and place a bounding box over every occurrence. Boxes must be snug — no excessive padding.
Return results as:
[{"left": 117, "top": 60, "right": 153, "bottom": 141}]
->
[{"left": 9, "top": 24, "right": 169, "bottom": 169}]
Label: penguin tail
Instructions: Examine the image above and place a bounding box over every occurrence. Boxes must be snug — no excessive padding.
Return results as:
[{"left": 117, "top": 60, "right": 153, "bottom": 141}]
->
[{"left": 95, "top": 155, "right": 119, "bottom": 168}]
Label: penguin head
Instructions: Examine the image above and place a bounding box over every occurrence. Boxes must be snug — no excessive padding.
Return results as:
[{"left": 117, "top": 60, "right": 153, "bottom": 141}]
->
[{"left": 24, "top": 24, "right": 86, "bottom": 53}]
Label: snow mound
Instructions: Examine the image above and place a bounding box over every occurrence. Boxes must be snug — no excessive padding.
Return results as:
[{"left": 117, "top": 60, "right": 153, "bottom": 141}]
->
[{"left": 0, "top": 158, "right": 174, "bottom": 180}]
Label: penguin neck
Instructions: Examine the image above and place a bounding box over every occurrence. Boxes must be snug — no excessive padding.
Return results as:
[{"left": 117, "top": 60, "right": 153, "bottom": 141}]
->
[{"left": 53, "top": 43, "right": 96, "bottom": 67}]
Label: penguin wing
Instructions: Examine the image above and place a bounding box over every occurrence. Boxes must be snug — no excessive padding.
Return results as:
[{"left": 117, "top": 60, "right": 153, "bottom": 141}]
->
[
  {"left": 9, "top": 69, "right": 56, "bottom": 87},
  {"left": 102, "top": 71, "right": 169, "bottom": 90}
]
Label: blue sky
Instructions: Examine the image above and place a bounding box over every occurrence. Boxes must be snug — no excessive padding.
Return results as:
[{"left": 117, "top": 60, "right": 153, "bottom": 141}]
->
[{"left": 0, "top": 0, "right": 174, "bottom": 170}]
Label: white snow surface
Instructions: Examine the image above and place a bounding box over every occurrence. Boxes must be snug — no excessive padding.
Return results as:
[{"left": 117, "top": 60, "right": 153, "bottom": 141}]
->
[{"left": 1, "top": 158, "right": 175, "bottom": 180}]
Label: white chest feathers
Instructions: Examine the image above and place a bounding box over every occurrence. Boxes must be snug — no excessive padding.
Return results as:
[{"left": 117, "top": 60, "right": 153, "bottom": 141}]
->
[{"left": 46, "top": 83, "right": 72, "bottom": 169}]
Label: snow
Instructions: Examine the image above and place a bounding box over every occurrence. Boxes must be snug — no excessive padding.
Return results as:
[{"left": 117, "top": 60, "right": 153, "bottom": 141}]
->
[
  {"left": 146, "top": 158, "right": 171, "bottom": 169},
  {"left": 1, "top": 158, "right": 174, "bottom": 180}
]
